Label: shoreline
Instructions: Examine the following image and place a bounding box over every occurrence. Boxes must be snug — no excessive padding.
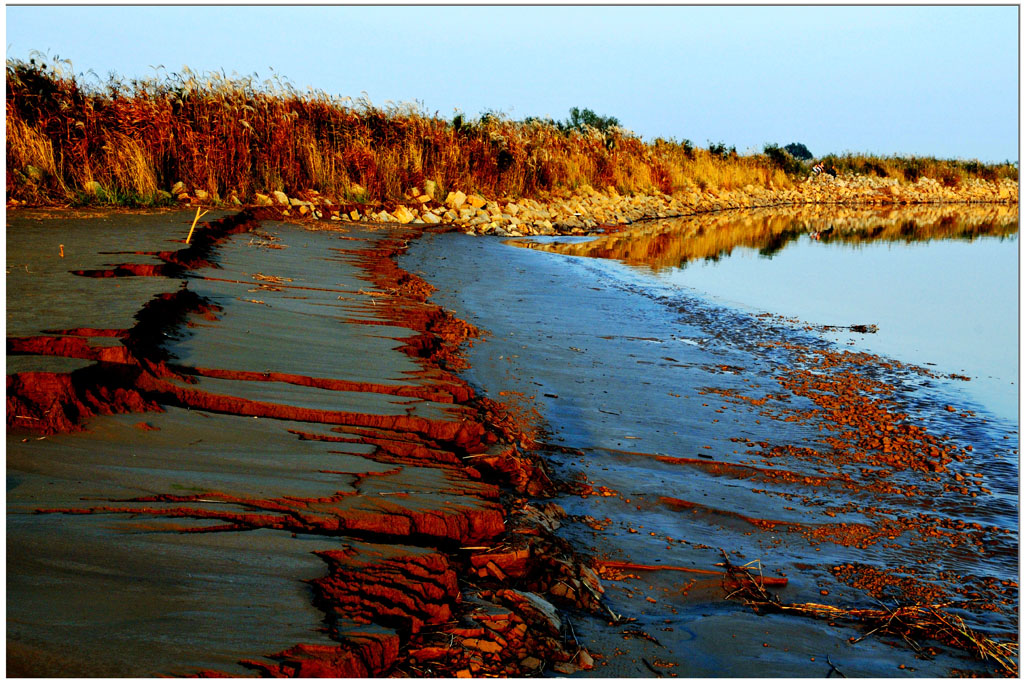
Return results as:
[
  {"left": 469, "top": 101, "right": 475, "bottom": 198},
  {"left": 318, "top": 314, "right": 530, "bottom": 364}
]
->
[
  {"left": 7, "top": 173, "right": 1018, "bottom": 239},
  {"left": 402, "top": 227, "right": 1018, "bottom": 676},
  {"left": 6, "top": 205, "right": 1019, "bottom": 676}
]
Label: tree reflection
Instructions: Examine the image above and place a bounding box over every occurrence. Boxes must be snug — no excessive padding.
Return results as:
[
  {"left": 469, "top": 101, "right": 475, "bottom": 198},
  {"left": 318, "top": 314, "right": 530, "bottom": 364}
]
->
[{"left": 514, "top": 205, "right": 1019, "bottom": 272}]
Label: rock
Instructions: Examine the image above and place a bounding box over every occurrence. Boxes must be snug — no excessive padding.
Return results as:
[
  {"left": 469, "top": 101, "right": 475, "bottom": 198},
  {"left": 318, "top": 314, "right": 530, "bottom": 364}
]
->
[
  {"left": 423, "top": 180, "right": 437, "bottom": 199},
  {"left": 24, "top": 165, "right": 46, "bottom": 182},
  {"left": 421, "top": 212, "right": 442, "bottom": 224},
  {"left": 170, "top": 181, "right": 186, "bottom": 195},
  {"left": 83, "top": 180, "right": 104, "bottom": 196},
  {"left": 193, "top": 189, "right": 209, "bottom": 201},
  {"left": 254, "top": 193, "right": 273, "bottom": 206},
  {"left": 520, "top": 657, "right": 543, "bottom": 671},
  {"left": 156, "top": 190, "right": 173, "bottom": 203},
  {"left": 392, "top": 205, "right": 416, "bottom": 224},
  {"left": 230, "top": 195, "right": 242, "bottom": 206},
  {"left": 466, "top": 194, "right": 487, "bottom": 209},
  {"left": 271, "top": 190, "right": 289, "bottom": 205},
  {"left": 505, "top": 202, "right": 520, "bottom": 216},
  {"left": 445, "top": 191, "right": 467, "bottom": 209},
  {"left": 349, "top": 210, "right": 362, "bottom": 221}
]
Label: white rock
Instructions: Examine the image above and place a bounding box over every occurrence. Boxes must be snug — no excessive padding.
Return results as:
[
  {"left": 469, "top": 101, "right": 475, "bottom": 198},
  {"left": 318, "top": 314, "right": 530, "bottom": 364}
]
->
[{"left": 445, "top": 190, "right": 467, "bottom": 209}]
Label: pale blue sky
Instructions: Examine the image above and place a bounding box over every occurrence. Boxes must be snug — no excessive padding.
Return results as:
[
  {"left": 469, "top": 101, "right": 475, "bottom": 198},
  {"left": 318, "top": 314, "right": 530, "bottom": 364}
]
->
[{"left": 5, "top": 5, "right": 1020, "bottom": 162}]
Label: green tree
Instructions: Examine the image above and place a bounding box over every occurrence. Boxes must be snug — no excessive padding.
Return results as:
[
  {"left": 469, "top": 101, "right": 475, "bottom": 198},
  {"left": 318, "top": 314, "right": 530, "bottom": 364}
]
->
[
  {"left": 564, "top": 107, "right": 620, "bottom": 133},
  {"left": 784, "top": 142, "right": 813, "bottom": 161}
]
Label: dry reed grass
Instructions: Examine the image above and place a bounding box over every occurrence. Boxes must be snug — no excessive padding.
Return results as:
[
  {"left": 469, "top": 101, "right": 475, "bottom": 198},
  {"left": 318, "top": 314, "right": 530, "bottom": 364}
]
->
[{"left": 6, "top": 57, "right": 1017, "bottom": 206}]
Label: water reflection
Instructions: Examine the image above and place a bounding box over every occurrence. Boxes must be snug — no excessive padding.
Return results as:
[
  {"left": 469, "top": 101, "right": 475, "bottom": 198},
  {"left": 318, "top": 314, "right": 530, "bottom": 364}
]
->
[
  {"left": 514, "top": 204, "right": 1019, "bottom": 271},
  {"left": 513, "top": 204, "right": 1019, "bottom": 423}
]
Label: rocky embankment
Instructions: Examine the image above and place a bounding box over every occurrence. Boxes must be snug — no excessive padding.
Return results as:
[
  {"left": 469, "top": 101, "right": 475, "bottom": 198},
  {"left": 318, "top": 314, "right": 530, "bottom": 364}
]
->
[{"left": 130, "top": 174, "right": 1019, "bottom": 237}]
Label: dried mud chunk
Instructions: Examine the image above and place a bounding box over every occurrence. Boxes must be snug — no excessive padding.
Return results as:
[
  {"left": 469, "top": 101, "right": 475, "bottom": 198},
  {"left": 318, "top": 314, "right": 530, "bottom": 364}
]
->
[
  {"left": 492, "top": 589, "right": 562, "bottom": 635},
  {"left": 7, "top": 369, "right": 160, "bottom": 434},
  {"left": 469, "top": 546, "right": 531, "bottom": 578},
  {"left": 242, "top": 632, "right": 401, "bottom": 677},
  {"left": 513, "top": 502, "right": 565, "bottom": 535},
  {"left": 520, "top": 656, "right": 543, "bottom": 671},
  {"left": 312, "top": 547, "right": 459, "bottom": 634}
]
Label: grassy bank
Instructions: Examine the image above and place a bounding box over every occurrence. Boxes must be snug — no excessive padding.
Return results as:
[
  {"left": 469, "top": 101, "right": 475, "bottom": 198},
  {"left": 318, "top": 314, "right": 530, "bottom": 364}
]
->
[{"left": 6, "top": 57, "right": 1018, "bottom": 208}]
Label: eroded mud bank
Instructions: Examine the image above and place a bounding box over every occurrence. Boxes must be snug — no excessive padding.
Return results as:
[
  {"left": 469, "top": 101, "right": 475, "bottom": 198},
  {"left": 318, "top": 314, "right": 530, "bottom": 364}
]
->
[{"left": 7, "top": 209, "right": 606, "bottom": 676}]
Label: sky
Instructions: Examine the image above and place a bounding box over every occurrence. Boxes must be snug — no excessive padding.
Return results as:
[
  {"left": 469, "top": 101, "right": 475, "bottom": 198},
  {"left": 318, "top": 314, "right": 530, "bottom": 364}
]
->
[{"left": 5, "top": 4, "right": 1020, "bottom": 162}]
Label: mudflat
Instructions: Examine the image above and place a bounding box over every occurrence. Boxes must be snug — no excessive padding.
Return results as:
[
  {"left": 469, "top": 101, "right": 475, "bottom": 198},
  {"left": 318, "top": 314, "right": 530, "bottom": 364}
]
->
[
  {"left": 7, "top": 208, "right": 590, "bottom": 677},
  {"left": 7, "top": 206, "right": 1018, "bottom": 677}
]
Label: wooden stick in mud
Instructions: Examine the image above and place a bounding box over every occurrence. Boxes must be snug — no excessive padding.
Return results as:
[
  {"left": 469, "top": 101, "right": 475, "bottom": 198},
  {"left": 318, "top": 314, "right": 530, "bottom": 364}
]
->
[
  {"left": 185, "top": 207, "right": 210, "bottom": 244},
  {"left": 597, "top": 559, "right": 789, "bottom": 586}
]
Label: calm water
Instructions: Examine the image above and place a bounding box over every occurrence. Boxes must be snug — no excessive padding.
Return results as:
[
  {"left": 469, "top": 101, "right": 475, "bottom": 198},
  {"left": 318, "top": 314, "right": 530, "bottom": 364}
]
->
[
  {"left": 520, "top": 205, "right": 1020, "bottom": 423},
  {"left": 657, "top": 234, "right": 1019, "bottom": 422}
]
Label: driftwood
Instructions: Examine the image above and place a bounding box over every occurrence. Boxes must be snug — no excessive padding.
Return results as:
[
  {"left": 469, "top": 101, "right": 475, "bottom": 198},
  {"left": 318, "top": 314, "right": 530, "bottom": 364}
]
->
[{"left": 719, "top": 553, "right": 1017, "bottom": 675}]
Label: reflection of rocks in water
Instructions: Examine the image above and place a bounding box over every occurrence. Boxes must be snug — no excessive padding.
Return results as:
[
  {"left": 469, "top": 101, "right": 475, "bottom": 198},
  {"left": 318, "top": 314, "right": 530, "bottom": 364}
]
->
[{"left": 513, "top": 205, "right": 1019, "bottom": 272}]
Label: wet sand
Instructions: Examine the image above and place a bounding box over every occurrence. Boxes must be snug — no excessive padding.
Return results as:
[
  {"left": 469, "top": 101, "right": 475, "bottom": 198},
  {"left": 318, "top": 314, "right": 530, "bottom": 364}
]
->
[{"left": 7, "top": 207, "right": 1018, "bottom": 677}]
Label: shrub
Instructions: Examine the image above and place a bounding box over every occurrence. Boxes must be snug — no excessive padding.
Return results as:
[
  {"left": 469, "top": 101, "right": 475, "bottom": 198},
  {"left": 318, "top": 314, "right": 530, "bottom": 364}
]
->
[{"left": 763, "top": 143, "right": 808, "bottom": 176}]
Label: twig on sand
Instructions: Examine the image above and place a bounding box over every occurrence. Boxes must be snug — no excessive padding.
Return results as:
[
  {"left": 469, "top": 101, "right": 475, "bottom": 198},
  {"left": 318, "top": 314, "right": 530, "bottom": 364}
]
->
[
  {"left": 186, "top": 207, "right": 210, "bottom": 244},
  {"left": 718, "top": 552, "right": 1018, "bottom": 675},
  {"left": 825, "top": 655, "right": 846, "bottom": 678}
]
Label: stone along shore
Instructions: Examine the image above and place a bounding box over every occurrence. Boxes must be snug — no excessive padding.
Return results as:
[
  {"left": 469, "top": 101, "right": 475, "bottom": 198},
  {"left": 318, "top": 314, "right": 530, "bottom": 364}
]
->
[{"left": 152, "top": 174, "right": 1020, "bottom": 237}]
